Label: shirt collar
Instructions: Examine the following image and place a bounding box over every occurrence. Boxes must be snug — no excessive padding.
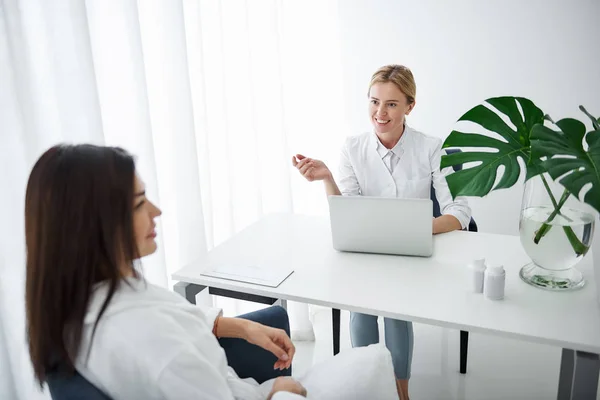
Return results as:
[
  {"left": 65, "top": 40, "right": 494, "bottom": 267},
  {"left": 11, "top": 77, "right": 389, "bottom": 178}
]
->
[{"left": 373, "top": 125, "right": 409, "bottom": 159}]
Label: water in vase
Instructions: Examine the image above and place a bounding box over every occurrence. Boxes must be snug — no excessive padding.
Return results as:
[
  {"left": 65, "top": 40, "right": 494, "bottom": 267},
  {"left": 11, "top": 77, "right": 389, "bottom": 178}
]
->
[{"left": 520, "top": 206, "right": 594, "bottom": 272}]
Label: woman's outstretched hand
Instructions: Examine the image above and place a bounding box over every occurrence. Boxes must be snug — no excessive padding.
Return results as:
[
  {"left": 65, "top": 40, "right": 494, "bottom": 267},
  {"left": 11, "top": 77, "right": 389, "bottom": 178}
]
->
[{"left": 292, "top": 154, "right": 332, "bottom": 182}]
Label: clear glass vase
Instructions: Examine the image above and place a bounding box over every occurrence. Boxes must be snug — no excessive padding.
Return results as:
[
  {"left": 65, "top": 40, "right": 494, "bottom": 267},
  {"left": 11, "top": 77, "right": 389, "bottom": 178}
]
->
[{"left": 519, "top": 174, "right": 595, "bottom": 291}]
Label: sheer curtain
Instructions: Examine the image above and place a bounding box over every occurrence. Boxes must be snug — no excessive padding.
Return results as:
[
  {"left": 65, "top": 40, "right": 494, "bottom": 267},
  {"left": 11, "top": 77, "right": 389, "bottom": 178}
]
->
[{"left": 0, "top": 0, "right": 346, "bottom": 398}]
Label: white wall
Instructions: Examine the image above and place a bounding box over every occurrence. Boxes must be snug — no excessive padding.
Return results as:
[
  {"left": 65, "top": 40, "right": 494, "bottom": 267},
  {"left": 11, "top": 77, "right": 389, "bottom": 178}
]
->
[{"left": 335, "top": 0, "right": 600, "bottom": 235}]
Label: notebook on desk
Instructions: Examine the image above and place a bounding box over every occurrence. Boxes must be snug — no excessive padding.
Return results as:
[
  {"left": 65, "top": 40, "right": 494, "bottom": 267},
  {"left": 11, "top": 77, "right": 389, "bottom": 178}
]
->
[{"left": 200, "top": 265, "right": 294, "bottom": 288}]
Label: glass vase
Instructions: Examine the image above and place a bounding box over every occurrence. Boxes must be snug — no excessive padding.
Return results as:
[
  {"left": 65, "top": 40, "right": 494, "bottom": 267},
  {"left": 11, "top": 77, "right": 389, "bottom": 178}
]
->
[{"left": 519, "top": 174, "right": 595, "bottom": 291}]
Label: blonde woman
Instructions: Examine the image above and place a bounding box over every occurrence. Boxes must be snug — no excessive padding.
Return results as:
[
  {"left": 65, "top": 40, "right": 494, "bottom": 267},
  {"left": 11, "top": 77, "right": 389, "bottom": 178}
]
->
[{"left": 292, "top": 65, "right": 471, "bottom": 400}]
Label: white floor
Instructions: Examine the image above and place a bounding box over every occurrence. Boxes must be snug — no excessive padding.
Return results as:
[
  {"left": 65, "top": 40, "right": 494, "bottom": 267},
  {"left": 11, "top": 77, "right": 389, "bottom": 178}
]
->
[{"left": 291, "top": 308, "right": 600, "bottom": 400}]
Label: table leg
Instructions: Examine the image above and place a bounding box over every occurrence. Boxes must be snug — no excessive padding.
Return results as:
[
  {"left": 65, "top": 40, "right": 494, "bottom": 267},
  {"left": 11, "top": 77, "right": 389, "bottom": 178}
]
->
[
  {"left": 332, "top": 308, "right": 341, "bottom": 355},
  {"left": 460, "top": 330, "right": 469, "bottom": 374},
  {"left": 173, "top": 282, "right": 206, "bottom": 305},
  {"left": 276, "top": 299, "right": 288, "bottom": 310},
  {"left": 557, "top": 348, "right": 600, "bottom": 400},
  {"left": 558, "top": 349, "right": 575, "bottom": 399}
]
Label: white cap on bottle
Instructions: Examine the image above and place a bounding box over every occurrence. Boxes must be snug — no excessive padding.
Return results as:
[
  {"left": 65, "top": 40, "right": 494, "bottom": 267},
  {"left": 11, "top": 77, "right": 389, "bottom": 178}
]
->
[
  {"left": 486, "top": 264, "right": 505, "bottom": 276},
  {"left": 470, "top": 258, "right": 486, "bottom": 271}
]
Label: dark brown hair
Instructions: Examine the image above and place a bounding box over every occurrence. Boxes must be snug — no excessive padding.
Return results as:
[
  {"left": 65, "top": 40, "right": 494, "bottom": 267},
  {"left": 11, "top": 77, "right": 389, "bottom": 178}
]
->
[{"left": 25, "top": 144, "right": 140, "bottom": 386}]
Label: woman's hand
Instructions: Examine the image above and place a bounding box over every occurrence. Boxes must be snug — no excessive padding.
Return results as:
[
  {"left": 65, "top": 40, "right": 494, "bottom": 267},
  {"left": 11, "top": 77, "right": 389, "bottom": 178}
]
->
[
  {"left": 267, "top": 377, "right": 307, "bottom": 399},
  {"left": 432, "top": 215, "right": 462, "bottom": 235},
  {"left": 292, "top": 154, "right": 332, "bottom": 182},
  {"left": 243, "top": 321, "right": 295, "bottom": 370}
]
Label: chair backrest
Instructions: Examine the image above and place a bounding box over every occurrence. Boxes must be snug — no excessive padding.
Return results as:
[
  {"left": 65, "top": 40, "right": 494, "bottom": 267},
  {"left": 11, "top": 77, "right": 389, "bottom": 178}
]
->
[
  {"left": 431, "top": 148, "right": 478, "bottom": 232},
  {"left": 47, "top": 369, "right": 112, "bottom": 400}
]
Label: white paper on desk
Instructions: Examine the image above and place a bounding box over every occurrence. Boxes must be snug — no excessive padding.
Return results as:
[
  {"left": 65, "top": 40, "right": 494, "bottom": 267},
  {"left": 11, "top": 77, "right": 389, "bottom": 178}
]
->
[{"left": 200, "top": 265, "right": 294, "bottom": 288}]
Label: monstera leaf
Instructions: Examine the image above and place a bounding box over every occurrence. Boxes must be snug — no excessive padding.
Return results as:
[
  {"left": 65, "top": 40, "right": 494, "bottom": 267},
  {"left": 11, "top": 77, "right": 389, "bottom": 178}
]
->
[
  {"left": 580, "top": 105, "right": 600, "bottom": 131},
  {"left": 530, "top": 118, "right": 600, "bottom": 213},
  {"left": 441, "top": 97, "right": 545, "bottom": 199}
]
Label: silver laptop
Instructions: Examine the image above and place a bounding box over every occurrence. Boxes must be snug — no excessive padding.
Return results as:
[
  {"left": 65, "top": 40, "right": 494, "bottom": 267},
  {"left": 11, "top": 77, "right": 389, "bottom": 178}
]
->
[{"left": 328, "top": 195, "right": 433, "bottom": 257}]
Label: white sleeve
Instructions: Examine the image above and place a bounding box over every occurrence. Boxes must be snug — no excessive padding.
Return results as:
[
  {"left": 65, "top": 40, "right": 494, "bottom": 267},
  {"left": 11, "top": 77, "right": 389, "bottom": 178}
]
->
[
  {"left": 157, "top": 347, "right": 235, "bottom": 400},
  {"left": 193, "top": 304, "right": 223, "bottom": 329},
  {"left": 174, "top": 293, "right": 223, "bottom": 329},
  {"left": 337, "top": 141, "right": 360, "bottom": 196},
  {"left": 430, "top": 142, "right": 472, "bottom": 229}
]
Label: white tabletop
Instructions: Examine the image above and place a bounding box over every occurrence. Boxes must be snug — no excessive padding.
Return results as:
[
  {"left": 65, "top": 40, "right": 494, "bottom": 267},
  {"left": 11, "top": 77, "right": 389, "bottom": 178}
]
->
[{"left": 173, "top": 213, "right": 600, "bottom": 354}]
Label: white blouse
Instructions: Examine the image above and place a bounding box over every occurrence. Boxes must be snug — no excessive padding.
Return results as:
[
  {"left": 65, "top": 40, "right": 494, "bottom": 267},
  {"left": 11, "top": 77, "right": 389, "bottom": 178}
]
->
[
  {"left": 337, "top": 126, "right": 472, "bottom": 229},
  {"left": 75, "top": 278, "right": 398, "bottom": 400}
]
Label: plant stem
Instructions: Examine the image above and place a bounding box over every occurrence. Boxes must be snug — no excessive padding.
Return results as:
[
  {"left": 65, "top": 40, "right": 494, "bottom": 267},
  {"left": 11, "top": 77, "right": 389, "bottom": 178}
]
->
[
  {"left": 540, "top": 175, "right": 560, "bottom": 209},
  {"left": 539, "top": 175, "right": 572, "bottom": 222},
  {"left": 532, "top": 182, "right": 588, "bottom": 255},
  {"left": 533, "top": 189, "right": 570, "bottom": 243},
  {"left": 563, "top": 226, "right": 590, "bottom": 256}
]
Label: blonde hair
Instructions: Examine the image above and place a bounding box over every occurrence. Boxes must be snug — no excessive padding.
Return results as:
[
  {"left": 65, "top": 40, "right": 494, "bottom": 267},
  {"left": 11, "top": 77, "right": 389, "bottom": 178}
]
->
[{"left": 368, "top": 64, "right": 416, "bottom": 105}]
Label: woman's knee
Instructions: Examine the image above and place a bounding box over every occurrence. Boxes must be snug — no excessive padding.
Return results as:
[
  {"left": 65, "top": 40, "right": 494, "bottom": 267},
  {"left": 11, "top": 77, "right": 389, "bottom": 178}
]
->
[
  {"left": 238, "top": 305, "right": 290, "bottom": 335},
  {"left": 384, "top": 317, "right": 411, "bottom": 328},
  {"left": 384, "top": 318, "right": 413, "bottom": 339},
  {"left": 266, "top": 306, "right": 290, "bottom": 334},
  {"left": 350, "top": 312, "right": 380, "bottom": 347},
  {"left": 350, "top": 312, "right": 377, "bottom": 325}
]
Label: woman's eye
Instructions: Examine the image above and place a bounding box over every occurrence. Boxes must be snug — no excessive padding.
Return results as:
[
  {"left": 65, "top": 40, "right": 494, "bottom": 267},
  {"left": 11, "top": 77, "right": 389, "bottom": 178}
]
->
[
  {"left": 388, "top": 103, "right": 397, "bottom": 108},
  {"left": 370, "top": 100, "right": 378, "bottom": 105},
  {"left": 135, "top": 200, "right": 145, "bottom": 210}
]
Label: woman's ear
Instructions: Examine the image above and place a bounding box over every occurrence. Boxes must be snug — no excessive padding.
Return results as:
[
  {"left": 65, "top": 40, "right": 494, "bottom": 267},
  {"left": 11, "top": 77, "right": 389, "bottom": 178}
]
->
[{"left": 406, "top": 100, "right": 416, "bottom": 115}]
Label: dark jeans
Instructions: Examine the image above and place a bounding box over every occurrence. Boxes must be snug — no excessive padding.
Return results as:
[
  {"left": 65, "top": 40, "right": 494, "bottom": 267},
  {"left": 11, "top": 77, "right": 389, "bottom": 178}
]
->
[{"left": 219, "top": 305, "right": 292, "bottom": 384}]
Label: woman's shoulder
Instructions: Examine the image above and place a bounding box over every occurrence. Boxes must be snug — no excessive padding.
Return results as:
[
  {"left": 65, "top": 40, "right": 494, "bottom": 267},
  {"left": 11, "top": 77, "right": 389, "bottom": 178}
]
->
[
  {"left": 342, "top": 132, "right": 372, "bottom": 150},
  {"left": 405, "top": 127, "right": 445, "bottom": 158},
  {"left": 78, "top": 280, "right": 217, "bottom": 385},
  {"left": 406, "top": 126, "right": 442, "bottom": 147},
  {"left": 89, "top": 279, "right": 212, "bottom": 332},
  {"left": 85, "top": 278, "right": 187, "bottom": 323},
  {"left": 83, "top": 279, "right": 213, "bottom": 356}
]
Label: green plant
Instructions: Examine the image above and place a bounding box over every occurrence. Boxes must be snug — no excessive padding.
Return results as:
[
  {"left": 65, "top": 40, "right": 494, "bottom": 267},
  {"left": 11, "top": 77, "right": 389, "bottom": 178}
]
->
[{"left": 441, "top": 97, "right": 600, "bottom": 253}]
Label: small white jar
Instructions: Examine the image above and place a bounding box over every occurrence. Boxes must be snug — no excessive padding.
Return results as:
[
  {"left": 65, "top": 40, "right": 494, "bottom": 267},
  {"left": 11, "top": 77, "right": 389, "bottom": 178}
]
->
[
  {"left": 469, "top": 258, "right": 486, "bottom": 293},
  {"left": 484, "top": 264, "right": 505, "bottom": 300}
]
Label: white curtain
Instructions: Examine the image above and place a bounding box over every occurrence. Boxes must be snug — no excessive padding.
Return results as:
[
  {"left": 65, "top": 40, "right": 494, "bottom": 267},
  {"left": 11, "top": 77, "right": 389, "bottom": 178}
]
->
[{"left": 0, "top": 0, "right": 346, "bottom": 398}]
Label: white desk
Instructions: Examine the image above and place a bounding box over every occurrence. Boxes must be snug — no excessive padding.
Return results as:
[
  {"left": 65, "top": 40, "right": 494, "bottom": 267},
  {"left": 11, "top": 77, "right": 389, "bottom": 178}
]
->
[{"left": 172, "top": 213, "right": 600, "bottom": 399}]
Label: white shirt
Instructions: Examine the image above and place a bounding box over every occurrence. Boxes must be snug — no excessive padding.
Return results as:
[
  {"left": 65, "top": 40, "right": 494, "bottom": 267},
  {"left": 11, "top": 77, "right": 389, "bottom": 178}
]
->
[
  {"left": 375, "top": 129, "right": 405, "bottom": 174},
  {"left": 76, "top": 278, "right": 273, "bottom": 400},
  {"left": 76, "top": 278, "right": 398, "bottom": 400},
  {"left": 337, "top": 126, "right": 472, "bottom": 229}
]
